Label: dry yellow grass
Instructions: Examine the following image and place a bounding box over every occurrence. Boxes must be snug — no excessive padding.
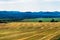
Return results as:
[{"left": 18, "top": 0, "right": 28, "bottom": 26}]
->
[
  {"left": 0, "top": 22, "right": 60, "bottom": 40},
  {"left": 0, "top": 22, "right": 60, "bottom": 28}
]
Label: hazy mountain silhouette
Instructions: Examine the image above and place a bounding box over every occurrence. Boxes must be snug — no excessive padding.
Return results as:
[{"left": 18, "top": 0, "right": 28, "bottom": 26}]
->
[{"left": 0, "top": 11, "right": 60, "bottom": 20}]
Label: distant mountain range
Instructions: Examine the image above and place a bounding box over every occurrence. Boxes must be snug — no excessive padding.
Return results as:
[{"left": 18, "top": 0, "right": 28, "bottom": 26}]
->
[{"left": 0, "top": 11, "right": 60, "bottom": 20}]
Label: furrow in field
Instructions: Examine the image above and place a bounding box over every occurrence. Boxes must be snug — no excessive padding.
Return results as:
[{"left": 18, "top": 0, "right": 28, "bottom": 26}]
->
[
  {"left": 38, "top": 30, "right": 60, "bottom": 40},
  {"left": 0, "top": 28, "right": 50, "bottom": 40},
  {"left": 45, "top": 31, "right": 60, "bottom": 40},
  {"left": 19, "top": 28, "right": 59, "bottom": 40},
  {"left": 17, "top": 32, "right": 47, "bottom": 40},
  {"left": 0, "top": 31, "right": 37, "bottom": 40},
  {"left": 18, "top": 29, "right": 57, "bottom": 40}
]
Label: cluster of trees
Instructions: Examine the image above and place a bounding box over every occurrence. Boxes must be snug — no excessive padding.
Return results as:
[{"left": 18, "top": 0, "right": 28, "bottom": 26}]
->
[
  {"left": 0, "top": 20, "right": 7, "bottom": 23},
  {"left": 39, "top": 19, "right": 58, "bottom": 22},
  {"left": 0, "top": 19, "right": 58, "bottom": 23},
  {"left": 0, "top": 19, "right": 23, "bottom": 23}
]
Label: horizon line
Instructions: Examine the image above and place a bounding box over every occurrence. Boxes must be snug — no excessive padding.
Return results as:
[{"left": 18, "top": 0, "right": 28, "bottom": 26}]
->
[{"left": 0, "top": 10, "right": 60, "bottom": 12}]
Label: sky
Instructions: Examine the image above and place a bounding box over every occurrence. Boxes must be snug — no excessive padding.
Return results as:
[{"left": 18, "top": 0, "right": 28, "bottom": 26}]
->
[{"left": 0, "top": 0, "right": 60, "bottom": 12}]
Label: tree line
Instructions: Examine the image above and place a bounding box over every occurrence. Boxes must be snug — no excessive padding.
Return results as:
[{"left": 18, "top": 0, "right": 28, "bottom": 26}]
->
[
  {"left": 0, "top": 19, "right": 58, "bottom": 23},
  {"left": 39, "top": 19, "right": 58, "bottom": 22}
]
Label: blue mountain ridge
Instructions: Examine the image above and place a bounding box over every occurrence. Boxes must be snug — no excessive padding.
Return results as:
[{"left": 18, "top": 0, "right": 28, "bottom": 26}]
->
[{"left": 0, "top": 11, "right": 60, "bottom": 19}]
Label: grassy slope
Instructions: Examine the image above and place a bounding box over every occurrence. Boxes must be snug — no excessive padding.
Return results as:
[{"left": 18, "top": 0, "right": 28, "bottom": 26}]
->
[
  {"left": 0, "top": 18, "right": 60, "bottom": 22},
  {"left": 21, "top": 18, "right": 60, "bottom": 22},
  {"left": 0, "top": 22, "right": 60, "bottom": 40}
]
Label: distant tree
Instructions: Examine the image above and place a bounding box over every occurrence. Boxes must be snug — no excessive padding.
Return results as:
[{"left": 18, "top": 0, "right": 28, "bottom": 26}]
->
[
  {"left": 39, "top": 20, "right": 42, "bottom": 22},
  {"left": 50, "top": 19, "right": 58, "bottom": 22},
  {"left": 0, "top": 20, "right": 7, "bottom": 23},
  {"left": 51, "top": 19, "right": 55, "bottom": 22},
  {"left": 55, "top": 21, "right": 58, "bottom": 22}
]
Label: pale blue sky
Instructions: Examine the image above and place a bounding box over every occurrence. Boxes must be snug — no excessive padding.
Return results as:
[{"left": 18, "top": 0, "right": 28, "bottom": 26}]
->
[{"left": 0, "top": 0, "right": 60, "bottom": 12}]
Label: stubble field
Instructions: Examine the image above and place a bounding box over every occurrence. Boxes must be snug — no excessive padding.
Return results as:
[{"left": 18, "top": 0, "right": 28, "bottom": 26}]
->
[{"left": 0, "top": 22, "right": 60, "bottom": 40}]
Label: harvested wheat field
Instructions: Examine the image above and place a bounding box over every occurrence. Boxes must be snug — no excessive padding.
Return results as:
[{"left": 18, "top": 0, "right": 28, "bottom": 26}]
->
[{"left": 0, "top": 22, "right": 60, "bottom": 40}]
